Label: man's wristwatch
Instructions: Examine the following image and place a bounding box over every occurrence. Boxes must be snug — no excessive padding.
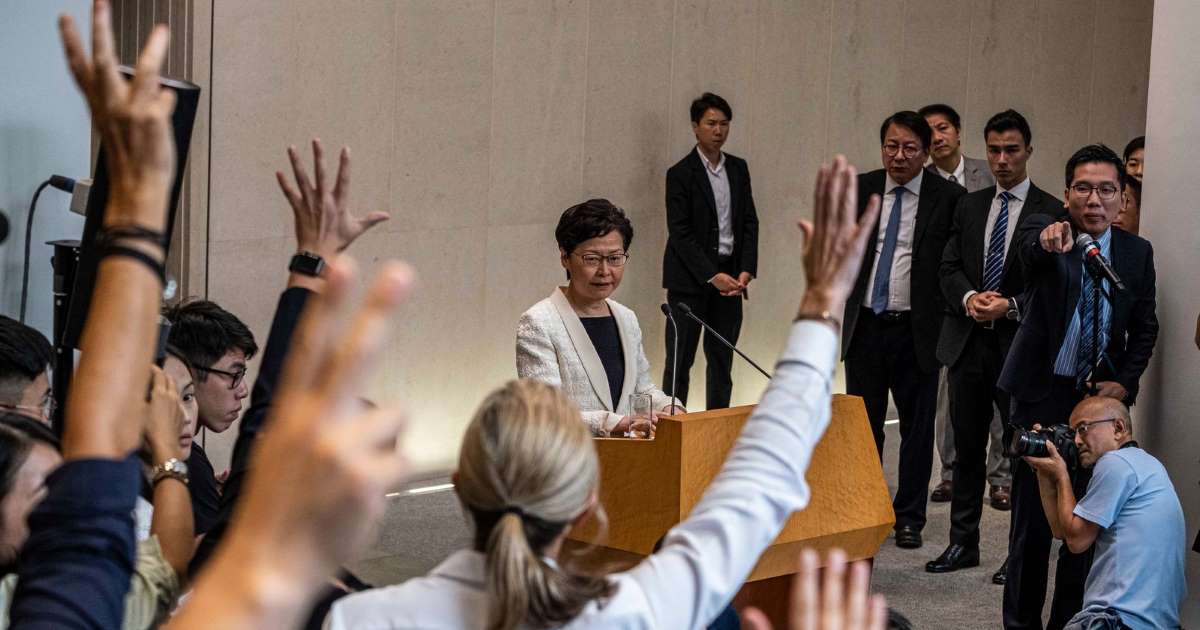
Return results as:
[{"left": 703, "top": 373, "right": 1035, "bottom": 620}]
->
[
  {"left": 288, "top": 250, "right": 326, "bottom": 277},
  {"left": 1005, "top": 298, "right": 1020, "bottom": 321},
  {"left": 151, "top": 457, "right": 189, "bottom": 486}
]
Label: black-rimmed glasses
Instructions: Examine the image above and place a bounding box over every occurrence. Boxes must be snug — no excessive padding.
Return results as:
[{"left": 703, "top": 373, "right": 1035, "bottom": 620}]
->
[{"left": 196, "top": 365, "right": 247, "bottom": 390}]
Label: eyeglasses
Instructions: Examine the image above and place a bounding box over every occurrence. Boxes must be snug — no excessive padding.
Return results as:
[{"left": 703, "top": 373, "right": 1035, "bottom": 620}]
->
[
  {"left": 196, "top": 364, "right": 247, "bottom": 390},
  {"left": 1073, "top": 417, "right": 1117, "bottom": 436},
  {"left": 882, "top": 143, "right": 923, "bottom": 158},
  {"left": 574, "top": 253, "right": 629, "bottom": 268},
  {"left": 0, "top": 396, "right": 56, "bottom": 421},
  {"left": 1070, "top": 183, "right": 1120, "bottom": 201}
]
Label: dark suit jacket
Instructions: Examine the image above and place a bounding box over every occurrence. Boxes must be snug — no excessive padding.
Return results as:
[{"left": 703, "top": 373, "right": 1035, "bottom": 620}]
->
[
  {"left": 842, "top": 169, "right": 965, "bottom": 373},
  {"left": 936, "top": 183, "right": 1061, "bottom": 367},
  {"left": 662, "top": 149, "right": 759, "bottom": 292},
  {"left": 998, "top": 215, "right": 1158, "bottom": 405}
]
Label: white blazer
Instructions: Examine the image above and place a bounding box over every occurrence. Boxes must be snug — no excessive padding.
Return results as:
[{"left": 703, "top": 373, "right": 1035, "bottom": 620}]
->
[
  {"left": 515, "top": 288, "right": 677, "bottom": 436},
  {"left": 325, "top": 322, "right": 839, "bottom": 630}
]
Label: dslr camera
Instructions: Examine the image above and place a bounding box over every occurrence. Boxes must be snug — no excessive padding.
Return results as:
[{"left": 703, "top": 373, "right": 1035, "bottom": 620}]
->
[{"left": 1009, "top": 424, "right": 1078, "bottom": 469}]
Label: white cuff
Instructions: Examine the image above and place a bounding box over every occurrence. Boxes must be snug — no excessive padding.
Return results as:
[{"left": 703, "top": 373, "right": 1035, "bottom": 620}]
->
[{"left": 962, "top": 290, "right": 978, "bottom": 310}]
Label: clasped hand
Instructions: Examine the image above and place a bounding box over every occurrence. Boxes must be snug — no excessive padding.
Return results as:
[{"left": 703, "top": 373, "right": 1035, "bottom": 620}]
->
[{"left": 966, "top": 291, "right": 1008, "bottom": 322}]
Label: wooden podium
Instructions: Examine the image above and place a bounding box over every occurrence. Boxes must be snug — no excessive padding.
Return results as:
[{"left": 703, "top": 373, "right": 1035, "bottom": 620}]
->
[{"left": 566, "top": 394, "right": 894, "bottom": 622}]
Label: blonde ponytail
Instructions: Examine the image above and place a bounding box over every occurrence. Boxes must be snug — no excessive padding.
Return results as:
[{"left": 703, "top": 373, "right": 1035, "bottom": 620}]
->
[{"left": 458, "top": 380, "right": 615, "bottom": 630}]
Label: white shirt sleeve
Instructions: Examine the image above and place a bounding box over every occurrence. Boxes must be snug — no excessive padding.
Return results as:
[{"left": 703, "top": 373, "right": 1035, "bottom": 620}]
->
[{"left": 618, "top": 321, "right": 838, "bottom": 628}]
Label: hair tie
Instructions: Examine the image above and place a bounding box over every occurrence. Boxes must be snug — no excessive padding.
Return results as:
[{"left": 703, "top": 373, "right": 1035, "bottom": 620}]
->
[{"left": 500, "top": 505, "right": 526, "bottom": 520}]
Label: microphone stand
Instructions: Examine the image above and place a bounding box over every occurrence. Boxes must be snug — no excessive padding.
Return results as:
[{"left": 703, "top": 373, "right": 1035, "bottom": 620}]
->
[
  {"left": 676, "top": 305, "right": 773, "bottom": 380},
  {"left": 661, "top": 304, "right": 679, "bottom": 415}
]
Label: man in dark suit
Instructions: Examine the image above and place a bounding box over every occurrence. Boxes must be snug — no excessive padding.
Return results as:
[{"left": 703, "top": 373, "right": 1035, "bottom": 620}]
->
[
  {"left": 920, "top": 103, "right": 1009, "bottom": 509},
  {"left": 926, "top": 110, "right": 1059, "bottom": 577},
  {"left": 999, "top": 144, "right": 1158, "bottom": 630},
  {"left": 842, "top": 111, "right": 965, "bottom": 549},
  {"left": 662, "top": 92, "right": 759, "bottom": 410}
]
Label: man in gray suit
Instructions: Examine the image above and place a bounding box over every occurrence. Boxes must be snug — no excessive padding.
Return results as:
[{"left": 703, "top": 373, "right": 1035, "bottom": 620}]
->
[{"left": 920, "top": 104, "right": 1011, "bottom": 513}]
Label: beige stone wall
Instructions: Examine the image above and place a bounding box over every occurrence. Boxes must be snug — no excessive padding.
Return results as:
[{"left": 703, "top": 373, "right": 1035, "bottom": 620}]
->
[{"left": 186, "top": 0, "right": 1153, "bottom": 470}]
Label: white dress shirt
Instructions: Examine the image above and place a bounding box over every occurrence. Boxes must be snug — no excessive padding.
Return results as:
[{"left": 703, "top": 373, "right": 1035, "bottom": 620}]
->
[
  {"left": 697, "top": 146, "right": 734, "bottom": 257},
  {"left": 935, "top": 155, "right": 966, "bottom": 185},
  {"left": 863, "top": 171, "right": 922, "bottom": 312},
  {"left": 326, "top": 321, "right": 839, "bottom": 630},
  {"left": 962, "top": 177, "right": 1030, "bottom": 307}
]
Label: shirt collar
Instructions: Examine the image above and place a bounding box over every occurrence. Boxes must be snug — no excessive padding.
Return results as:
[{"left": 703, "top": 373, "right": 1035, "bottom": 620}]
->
[
  {"left": 998, "top": 177, "right": 1031, "bottom": 202},
  {"left": 935, "top": 155, "right": 965, "bottom": 182},
  {"left": 696, "top": 145, "right": 726, "bottom": 174},
  {"left": 885, "top": 169, "right": 923, "bottom": 197},
  {"left": 1095, "top": 226, "right": 1112, "bottom": 251}
]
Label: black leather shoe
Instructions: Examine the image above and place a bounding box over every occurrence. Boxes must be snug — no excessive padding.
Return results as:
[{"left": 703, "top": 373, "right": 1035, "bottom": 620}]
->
[
  {"left": 924, "top": 543, "right": 980, "bottom": 573},
  {"left": 992, "top": 558, "right": 1008, "bottom": 585},
  {"left": 894, "top": 526, "right": 923, "bottom": 549},
  {"left": 930, "top": 480, "right": 953, "bottom": 502}
]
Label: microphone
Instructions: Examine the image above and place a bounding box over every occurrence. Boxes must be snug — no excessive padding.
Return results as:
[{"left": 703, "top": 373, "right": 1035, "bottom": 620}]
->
[
  {"left": 1075, "top": 233, "right": 1125, "bottom": 292},
  {"left": 660, "top": 304, "right": 679, "bottom": 415},
  {"left": 674, "top": 302, "right": 773, "bottom": 380}
]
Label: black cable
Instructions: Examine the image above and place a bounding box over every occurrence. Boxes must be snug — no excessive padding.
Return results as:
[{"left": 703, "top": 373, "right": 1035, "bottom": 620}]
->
[{"left": 19, "top": 180, "right": 52, "bottom": 323}]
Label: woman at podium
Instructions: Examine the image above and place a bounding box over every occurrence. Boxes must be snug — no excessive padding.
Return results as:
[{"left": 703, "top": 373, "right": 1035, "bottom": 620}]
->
[{"left": 515, "top": 199, "right": 681, "bottom": 437}]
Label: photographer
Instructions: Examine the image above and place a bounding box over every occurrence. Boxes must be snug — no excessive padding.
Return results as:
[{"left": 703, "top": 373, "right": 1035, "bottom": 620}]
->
[{"left": 1022, "top": 396, "right": 1185, "bottom": 630}]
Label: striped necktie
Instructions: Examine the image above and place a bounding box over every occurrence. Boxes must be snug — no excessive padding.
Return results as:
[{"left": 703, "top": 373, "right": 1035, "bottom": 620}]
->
[
  {"left": 1076, "top": 269, "right": 1099, "bottom": 380},
  {"left": 982, "top": 192, "right": 1012, "bottom": 292}
]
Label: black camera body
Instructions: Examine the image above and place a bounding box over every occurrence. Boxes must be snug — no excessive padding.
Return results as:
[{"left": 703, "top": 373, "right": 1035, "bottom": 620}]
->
[{"left": 1009, "top": 424, "right": 1078, "bottom": 469}]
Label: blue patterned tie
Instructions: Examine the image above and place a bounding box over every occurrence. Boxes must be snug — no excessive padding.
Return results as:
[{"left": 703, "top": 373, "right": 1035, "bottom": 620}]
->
[
  {"left": 1076, "top": 270, "right": 1097, "bottom": 380},
  {"left": 871, "top": 187, "right": 904, "bottom": 314},
  {"left": 982, "top": 192, "right": 1011, "bottom": 292}
]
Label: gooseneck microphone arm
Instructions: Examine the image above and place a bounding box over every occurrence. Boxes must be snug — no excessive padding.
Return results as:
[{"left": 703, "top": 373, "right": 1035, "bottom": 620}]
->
[
  {"left": 674, "top": 302, "right": 773, "bottom": 380},
  {"left": 660, "top": 303, "right": 679, "bottom": 415}
]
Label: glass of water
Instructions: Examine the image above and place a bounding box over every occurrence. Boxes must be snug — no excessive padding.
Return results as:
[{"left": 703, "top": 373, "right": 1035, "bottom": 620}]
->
[{"left": 628, "top": 392, "right": 654, "bottom": 439}]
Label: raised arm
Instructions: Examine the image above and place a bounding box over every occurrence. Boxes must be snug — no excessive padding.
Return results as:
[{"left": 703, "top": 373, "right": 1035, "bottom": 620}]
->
[
  {"left": 627, "top": 155, "right": 881, "bottom": 628},
  {"left": 190, "top": 139, "right": 390, "bottom": 574},
  {"left": 11, "top": 2, "right": 178, "bottom": 626},
  {"left": 141, "top": 368, "right": 194, "bottom": 580},
  {"left": 167, "top": 260, "right": 414, "bottom": 630}
]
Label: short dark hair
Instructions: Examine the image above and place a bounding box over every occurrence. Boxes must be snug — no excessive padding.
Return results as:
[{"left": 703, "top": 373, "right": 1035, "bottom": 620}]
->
[
  {"left": 555, "top": 199, "right": 634, "bottom": 254},
  {"left": 0, "top": 412, "right": 59, "bottom": 450},
  {"left": 983, "top": 109, "right": 1032, "bottom": 146},
  {"left": 0, "top": 422, "right": 33, "bottom": 553},
  {"left": 690, "top": 92, "right": 732, "bottom": 124},
  {"left": 879, "top": 111, "right": 933, "bottom": 151},
  {"left": 1124, "top": 177, "right": 1142, "bottom": 205},
  {"left": 163, "top": 300, "right": 258, "bottom": 382},
  {"left": 0, "top": 316, "right": 53, "bottom": 405},
  {"left": 917, "top": 103, "right": 961, "bottom": 130},
  {"left": 1123, "top": 136, "right": 1145, "bottom": 161},
  {"left": 1064, "top": 144, "right": 1125, "bottom": 190}
]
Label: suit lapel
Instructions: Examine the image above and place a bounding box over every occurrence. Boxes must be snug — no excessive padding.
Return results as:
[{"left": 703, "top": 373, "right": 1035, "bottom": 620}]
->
[
  {"left": 690, "top": 151, "right": 719, "bottom": 220},
  {"left": 611, "top": 301, "right": 638, "bottom": 411},
  {"left": 913, "top": 172, "right": 935, "bottom": 252},
  {"left": 549, "top": 288, "right": 614, "bottom": 411},
  {"left": 1001, "top": 185, "right": 1047, "bottom": 277},
  {"left": 966, "top": 191, "right": 992, "bottom": 286},
  {"left": 856, "top": 171, "right": 887, "bottom": 295}
]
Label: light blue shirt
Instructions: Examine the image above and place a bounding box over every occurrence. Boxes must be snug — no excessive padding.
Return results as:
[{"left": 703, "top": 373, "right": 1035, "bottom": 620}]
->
[
  {"left": 1053, "top": 228, "right": 1112, "bottom": 377},
  {"left": 1072, "top": 447, "right": 1186, "bottom": 630}
]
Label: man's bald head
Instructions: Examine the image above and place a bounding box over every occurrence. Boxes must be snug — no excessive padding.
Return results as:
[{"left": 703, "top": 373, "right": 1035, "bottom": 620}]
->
[{"left": 1070, "top": 396, "right": 1132, "bottom": 435}]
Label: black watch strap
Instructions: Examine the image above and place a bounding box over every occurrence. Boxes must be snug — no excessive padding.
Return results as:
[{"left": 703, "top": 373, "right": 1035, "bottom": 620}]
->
[{"left": 289, "top": 251, "right": 325, "bottom": 277}]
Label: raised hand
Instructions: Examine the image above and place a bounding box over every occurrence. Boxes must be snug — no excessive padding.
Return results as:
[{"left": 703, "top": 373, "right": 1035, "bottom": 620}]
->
[
  {"left": 173, "top": 258, "right": 416, "bottom": 629},
  {"left": 59, "top": 0, "right": 176, "bottom": 230},
  {"left": 797, "top": 156, "right": 881, "bottom": 321},
  {"left": 740, "top": 548, "right": 887, "bottom": 630},
  {"left": 277, "top": 139, "right": 390, "bottom": 258}
]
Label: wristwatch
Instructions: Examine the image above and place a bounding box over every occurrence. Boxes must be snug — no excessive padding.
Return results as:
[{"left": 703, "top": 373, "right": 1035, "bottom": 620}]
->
[
  {"left": 151, "top": 457, "right": 189, "bottom": 486},
  {"left": 288, "top": 250, "right": 326, "bottom": 277},
  {"left": 1005, "top": 298, "right": 1020, "bottom": 321}
]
